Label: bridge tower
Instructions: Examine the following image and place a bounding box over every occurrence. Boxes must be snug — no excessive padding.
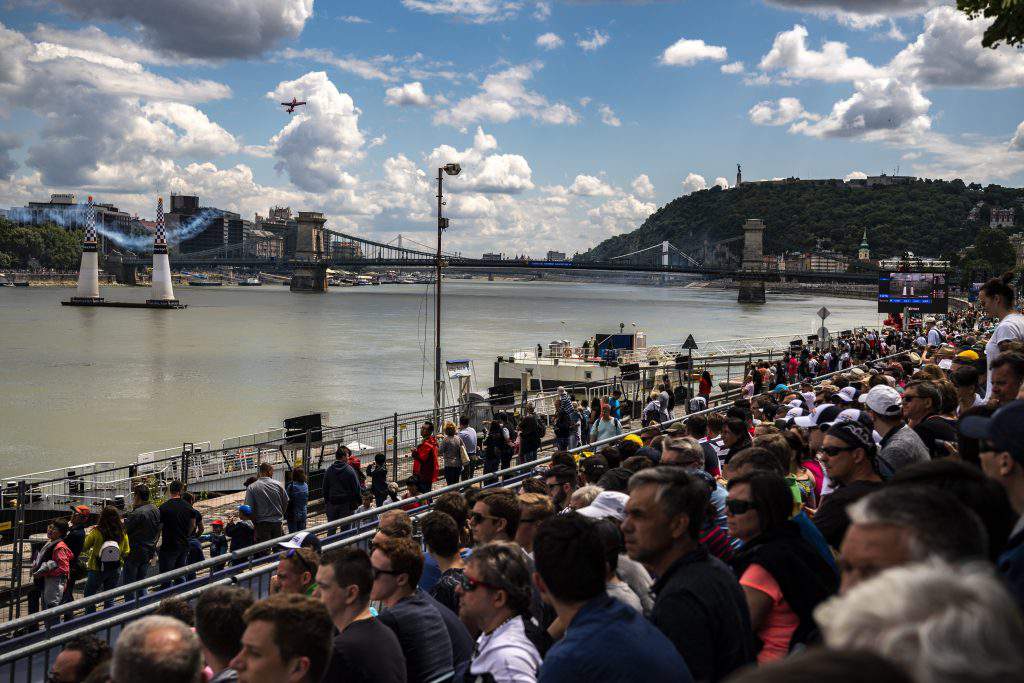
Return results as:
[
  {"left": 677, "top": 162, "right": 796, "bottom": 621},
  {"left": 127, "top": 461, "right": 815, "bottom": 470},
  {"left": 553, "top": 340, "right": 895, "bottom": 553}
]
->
[
  {"left": 71, "top": 196, "right": 103, "bottom": 303},
  {"left": 147, "top": 197, "right": 181, "bottom": 306},
  {"left": 290, "top": 211, "right": 328, "bottom": 292},
  {"left": 735, "top": 218, "right": 767, "bottom": 304}
]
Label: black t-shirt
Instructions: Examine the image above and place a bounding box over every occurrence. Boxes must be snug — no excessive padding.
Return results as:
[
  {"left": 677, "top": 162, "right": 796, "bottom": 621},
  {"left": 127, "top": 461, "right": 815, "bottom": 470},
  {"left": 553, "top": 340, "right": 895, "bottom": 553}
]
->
[
  {"left": 159, "top": 498, "right": 194, "bottom": 552},
  {"left": 813, "top": 480, "right": 883, "bottom": 549},
  {"left": 913, "top": 415, "right": 957, "bottom": 459},
  {"left": 324, "top": 618, "right": 407, "bottom": 683}
]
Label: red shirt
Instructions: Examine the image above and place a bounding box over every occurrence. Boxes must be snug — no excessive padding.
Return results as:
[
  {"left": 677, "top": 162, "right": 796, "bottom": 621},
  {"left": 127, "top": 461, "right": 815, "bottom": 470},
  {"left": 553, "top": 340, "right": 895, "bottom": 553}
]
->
[{"left": 412, "top": 436, "right": 439, "bottom": 483}]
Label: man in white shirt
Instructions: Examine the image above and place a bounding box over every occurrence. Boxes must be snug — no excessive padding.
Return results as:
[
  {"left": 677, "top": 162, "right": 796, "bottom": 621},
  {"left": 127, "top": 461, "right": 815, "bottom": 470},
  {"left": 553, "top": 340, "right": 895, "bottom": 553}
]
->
[{"left": 456, "top": 542, "right": 540, "bottom": 683}]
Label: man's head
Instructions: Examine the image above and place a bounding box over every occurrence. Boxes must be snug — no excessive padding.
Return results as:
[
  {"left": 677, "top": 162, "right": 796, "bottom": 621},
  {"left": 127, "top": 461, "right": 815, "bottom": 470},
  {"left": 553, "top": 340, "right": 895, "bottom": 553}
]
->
[
  {"left": 515, "top": 492, "right": 554, "bottom": 551},
  {"left": 369, "top": 537, "right": 422, "bottom": 606},
  {"left": 622, "top": 467, "right": 708, "bottom": 570},
  {"left": 951, "top": 364, "right": 980, "bottom": 397},
  {"left": 168, "top": 480, "right": 184, "bottom": 497},
  {"left": 50, "top": 635, "right": 111, "bottom": 683},
  {"left": 111, "top": 616, "right": 201, "bottom": 683},
  {"left": 816, "top": 561, "right": 1024, "bottom": 683},
  {"left": 961, "top": 400, "right": 1024, "bottom": 489},
  {"left": 457, "top": 542, "right": 533, "bottom": 632},
  {"left": 371, "top": 509, "right": 412, "bottom": 548},
  {"left": 579, "top": 454, "right": 608, "bottom": 485},
  {"left": 334, "top": 445, "right": 350, "bottom": 462},
  {"left": 532, "top": 513, "right": 605, "bottom": 607},
  {"left": 859, "top": 385, "right": 903, "bottom": 425},
  {"left": 420, "top": 421, "right": 434, "bottom": 438},
  {"left": 275, "top": 548, "right": 319, "bottom": 595},
  {"left": 726, "top": 446, "right": 786, "bottom": 479},
  {"left": 470, "top": 491, "right": 519, "bottom": 545},
  {"left": 544, "top": 465, "right": 577, "bottom": 509},
  {"left": 421, "top": 511, "right": 461, "bottom": 560},
  {"left": 989, "top": 352, "right": 1024, "bottom": 406},
  {"left": 901, "top": 381, "right": 940, "bottom": 422},
  {"left": 433, "top": 491, "right": 469, "bottom": 533},
  {"left": 131, "top": 484, "right": 149, "bottom": 508},
  {"left": 230, "top": 594, "right": 333, "bottom": 683},
  {"left": 686, "top": 415, "right": 708, "bottom": 439},
  {"left": 660, "top": 437, "right": 704, "bottom": 469},
  {"left": 819, "top": 420, "right": 876, "bottom": 486},
  {"left": 195, "top": 586, "right": 254, "bottom": 671},
  {"left": 839, "top": 486, "right": 987, "bottom": 593},
  {"left": 315, "top": 547, "right": 373, "bottom": 628},
  {"left": 258, "top": 462, "right": 274, "bottom": 478}
]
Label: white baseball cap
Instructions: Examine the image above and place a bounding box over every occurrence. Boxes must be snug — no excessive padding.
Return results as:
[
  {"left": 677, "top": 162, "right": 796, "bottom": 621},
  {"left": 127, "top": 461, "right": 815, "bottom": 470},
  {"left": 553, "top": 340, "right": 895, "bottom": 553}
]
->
[
  {"left": 836, "top": 386, "right": 858, "bottom": 404},
  {"left": 577, "top": 491, "right": 629, "bottom": 522},
  {"left": 859, "top": 384, "right": 902, "bottom": 417},
  {"left": 794, "top": 404, "right": 842, "bottom": 429}
]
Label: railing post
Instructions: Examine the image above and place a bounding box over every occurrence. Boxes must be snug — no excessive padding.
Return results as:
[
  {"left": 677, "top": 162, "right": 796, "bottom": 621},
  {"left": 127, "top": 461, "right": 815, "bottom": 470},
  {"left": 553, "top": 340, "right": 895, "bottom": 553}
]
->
[
  {"left": 303, "top": 431, "right": 311, "bottom": 470},
  {"left": 392, "top": 413, "right": 400, "bottom": 481},
  {"left": 180, "top": 443, "right": 191, "bottom": 485},
  {"left": 9, "top": 480, "right": 27, "bottom": 620}
]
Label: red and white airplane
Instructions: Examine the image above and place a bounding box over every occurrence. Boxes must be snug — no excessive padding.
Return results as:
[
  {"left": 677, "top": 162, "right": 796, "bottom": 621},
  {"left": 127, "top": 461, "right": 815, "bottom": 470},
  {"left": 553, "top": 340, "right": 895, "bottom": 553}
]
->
[{"left": 280, "top": 97, "right": 307, "bottom": 114}]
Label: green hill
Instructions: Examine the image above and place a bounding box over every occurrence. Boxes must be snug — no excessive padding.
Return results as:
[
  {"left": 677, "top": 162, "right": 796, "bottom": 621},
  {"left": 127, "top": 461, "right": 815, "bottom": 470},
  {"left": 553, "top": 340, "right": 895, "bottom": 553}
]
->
[{"left": 578, "top": 178, "right": 1024, "bottom": 264}]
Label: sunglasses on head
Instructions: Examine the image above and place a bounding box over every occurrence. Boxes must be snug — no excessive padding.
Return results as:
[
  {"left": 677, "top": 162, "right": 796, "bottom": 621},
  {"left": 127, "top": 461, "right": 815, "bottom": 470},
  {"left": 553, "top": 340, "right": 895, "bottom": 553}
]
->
[
  {"left": 456, "top": 572, "right": 502, "bottom": 592},
  {"left": 285, "top": 547, "right": 316, "bottom": 576},
  {"left": 725, "top": 498, "right": 758, "bottom": 515}
]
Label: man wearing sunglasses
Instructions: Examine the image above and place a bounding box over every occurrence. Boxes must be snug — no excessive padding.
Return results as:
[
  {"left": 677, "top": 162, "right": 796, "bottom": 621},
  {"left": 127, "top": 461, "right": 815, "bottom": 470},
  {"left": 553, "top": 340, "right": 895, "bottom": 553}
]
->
[
  {"left": 456, "top": 542, "right": 541, "bottom": 682},
  {"left": 372, "top": 537, "right": 473, "bottom": 683},
  {"left": 270, "top": 548, "right": 319, "bottom": 597},
  {"left": 469, "top": 491, "right": 519, "bottom": 546},
  {"left": 812, "top": 420, "right": 883, "bottom": 550}
]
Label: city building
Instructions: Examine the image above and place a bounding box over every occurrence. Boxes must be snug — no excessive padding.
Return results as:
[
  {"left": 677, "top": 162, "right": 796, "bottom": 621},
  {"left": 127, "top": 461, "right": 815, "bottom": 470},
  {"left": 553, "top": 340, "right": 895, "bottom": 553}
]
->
[
  {"left": 255, "top": 206, "right": 298, "bottom": 257},
  {"left": 244, "top": 228, "right": 285, "bottom": 260},
  {"left": 800, "top": 251, "right": 849, "bottom": 273},
  {"left": 482, "top": 252, "right": 502, "bottom": 261},
  {"left": 165, "top": 193, "right": 240, "bottom": 254},
  {"left": 991, "top": 208, "right": 1016, "bottom": 228},
  {"left": 331, "top": 240, "right": 361, "bottom": 259},
  {"left": 858, "top": 229, "right": 870, "bottom": 261},
  {"left": 967, "top": 201, "right": 984, "bottom": 221},
  {"left": 546, "top": 250, "right": 567, "bottom": 261}
]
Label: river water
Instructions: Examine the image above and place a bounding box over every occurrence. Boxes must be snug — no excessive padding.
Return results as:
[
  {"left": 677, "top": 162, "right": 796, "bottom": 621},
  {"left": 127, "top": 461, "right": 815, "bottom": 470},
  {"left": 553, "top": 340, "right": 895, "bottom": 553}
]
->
[{"left": 0, "top": 281, "right": 879, "bottom": 476}]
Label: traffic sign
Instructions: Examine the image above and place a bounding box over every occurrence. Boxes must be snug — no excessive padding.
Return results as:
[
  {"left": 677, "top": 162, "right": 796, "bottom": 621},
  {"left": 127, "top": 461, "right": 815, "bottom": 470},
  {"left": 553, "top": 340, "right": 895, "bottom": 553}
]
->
[
  {"left": 682, "top": 334, "right": 699, "bottom": 350},
  {"left": 817, "top": 307, "right": 831, "bottom": 320}
]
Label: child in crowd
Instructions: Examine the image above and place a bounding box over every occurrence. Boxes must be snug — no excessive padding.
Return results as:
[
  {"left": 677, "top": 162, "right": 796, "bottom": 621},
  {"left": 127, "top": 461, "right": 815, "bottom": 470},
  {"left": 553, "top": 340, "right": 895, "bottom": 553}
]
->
[
  {"left": 224, "top": 505, "right": 255, "bottom": 562},
  {"left": 201, "top": 519, "right": 229, "bottom": 557}
]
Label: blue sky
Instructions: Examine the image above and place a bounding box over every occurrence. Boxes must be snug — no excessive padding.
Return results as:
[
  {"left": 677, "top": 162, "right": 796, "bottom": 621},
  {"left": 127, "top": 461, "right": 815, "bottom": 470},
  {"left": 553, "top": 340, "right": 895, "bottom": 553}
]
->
[{"left": 0, "top": 0, "right": 1022, "bottom": 256}]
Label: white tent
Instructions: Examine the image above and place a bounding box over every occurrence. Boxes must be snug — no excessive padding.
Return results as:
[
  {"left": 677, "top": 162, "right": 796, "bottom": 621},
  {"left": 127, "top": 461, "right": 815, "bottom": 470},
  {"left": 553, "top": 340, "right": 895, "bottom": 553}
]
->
[{"left": 346, "top": 441, "right": 375, "bottom": 452}]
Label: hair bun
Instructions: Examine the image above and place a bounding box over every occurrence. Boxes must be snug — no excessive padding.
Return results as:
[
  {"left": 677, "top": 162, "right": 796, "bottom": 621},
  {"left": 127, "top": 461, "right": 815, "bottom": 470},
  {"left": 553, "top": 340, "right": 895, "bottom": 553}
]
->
[{"left": 1002, "top": 270, "right": 1016, "bottom": 286}]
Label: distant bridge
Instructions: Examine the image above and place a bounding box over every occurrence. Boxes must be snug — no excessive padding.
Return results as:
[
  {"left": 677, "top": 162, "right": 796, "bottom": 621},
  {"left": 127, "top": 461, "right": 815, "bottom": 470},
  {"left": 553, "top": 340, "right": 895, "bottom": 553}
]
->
[{"left": 112, "top": 222, "right": 882, "bottom": 295}]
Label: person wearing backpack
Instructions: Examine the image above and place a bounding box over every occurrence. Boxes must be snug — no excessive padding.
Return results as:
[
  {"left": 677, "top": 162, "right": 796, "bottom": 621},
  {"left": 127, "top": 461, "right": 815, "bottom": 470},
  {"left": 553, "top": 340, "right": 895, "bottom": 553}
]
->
[
  {"left": 589, "top": 403, "right": 623, "bottom": 444},
  {"left": 82, "top": 505, "right": 130, "bottom": 613}
]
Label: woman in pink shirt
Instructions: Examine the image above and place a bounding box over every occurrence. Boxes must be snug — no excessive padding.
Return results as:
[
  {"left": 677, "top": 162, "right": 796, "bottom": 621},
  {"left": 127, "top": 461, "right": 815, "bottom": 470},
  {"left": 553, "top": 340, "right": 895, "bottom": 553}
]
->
[{"left": 725, "top": 472, "right": 838, "bottom": 663}]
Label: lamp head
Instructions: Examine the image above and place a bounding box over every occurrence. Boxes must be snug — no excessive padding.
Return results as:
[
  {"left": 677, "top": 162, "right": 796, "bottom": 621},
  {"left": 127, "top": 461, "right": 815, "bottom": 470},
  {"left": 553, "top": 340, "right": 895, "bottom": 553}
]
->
[{"left": 443, "top": 163, "right": 462, "bottom": 176}]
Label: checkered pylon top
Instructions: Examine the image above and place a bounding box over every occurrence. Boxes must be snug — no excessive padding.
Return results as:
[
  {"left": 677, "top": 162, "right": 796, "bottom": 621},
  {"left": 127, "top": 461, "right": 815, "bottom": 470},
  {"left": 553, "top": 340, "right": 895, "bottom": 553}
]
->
[
  {"left": 155, "top": 197, "right": 166, "bottom": 244},
  {"left": 84, "top": 198, "right": 97, "bottom": 243}
]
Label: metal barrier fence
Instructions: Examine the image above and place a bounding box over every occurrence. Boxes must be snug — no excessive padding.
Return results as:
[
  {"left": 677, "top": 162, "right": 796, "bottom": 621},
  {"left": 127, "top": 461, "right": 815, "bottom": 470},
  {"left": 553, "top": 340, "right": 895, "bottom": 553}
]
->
[{"left": 0, "top": 348, "right": 912, "bottom": 681}]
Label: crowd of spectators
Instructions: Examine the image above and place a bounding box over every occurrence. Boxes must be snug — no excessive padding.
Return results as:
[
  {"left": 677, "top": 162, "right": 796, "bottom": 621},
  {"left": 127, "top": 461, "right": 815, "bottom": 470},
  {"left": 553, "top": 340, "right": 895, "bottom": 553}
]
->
[{"left": 29, "top": 272, "right": 1024, "bottom": 683}]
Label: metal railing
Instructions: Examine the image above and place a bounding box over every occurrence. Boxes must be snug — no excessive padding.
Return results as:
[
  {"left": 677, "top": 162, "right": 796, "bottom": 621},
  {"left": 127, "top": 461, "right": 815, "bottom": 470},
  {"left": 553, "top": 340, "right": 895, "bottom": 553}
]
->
[{"left": 0, "top": 347, "right": 913, "bottom": 681}]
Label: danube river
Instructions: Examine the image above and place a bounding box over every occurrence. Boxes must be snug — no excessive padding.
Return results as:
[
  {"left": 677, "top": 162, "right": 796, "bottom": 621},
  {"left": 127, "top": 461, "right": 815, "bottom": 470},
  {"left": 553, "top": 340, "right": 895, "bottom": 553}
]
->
[{"left": 0, "top": 281, "right": 879, "bottom": 476}]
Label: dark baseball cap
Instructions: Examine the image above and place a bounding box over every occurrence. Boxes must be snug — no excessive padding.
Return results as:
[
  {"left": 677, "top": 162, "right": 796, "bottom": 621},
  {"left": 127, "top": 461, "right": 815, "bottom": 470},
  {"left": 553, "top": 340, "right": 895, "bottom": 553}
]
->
[
  {"left": 826, "top": 419, "right": 876, "bottom": 454},
  {"left": 960, "top": 400, "right": 1024, "bottom": 464}
]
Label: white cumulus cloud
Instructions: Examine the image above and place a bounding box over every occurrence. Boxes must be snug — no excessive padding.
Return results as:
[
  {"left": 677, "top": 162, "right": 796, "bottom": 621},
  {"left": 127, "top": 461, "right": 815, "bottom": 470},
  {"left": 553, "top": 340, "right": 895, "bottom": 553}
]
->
[
  {"left": 536, "top": 32, "right": 563, "bottom": 50},
  {"left": 681, "top": 173, "right": 707, "bottom": 195},
  {"left": 578, "top": 29, "right": 610, "bottom": 51},
  {"left": 599, "top": 105, "right": 621, "bottom": 127},
  {"left": 384, "top": 81, "right": 434, "bottom": 107},
  {"left": 266, "top": 71, "right": 366, "bottom": 193},
  {"left": 434, "top": 63, "right": 578, "bottom": 129},
  {"left": 401, "top": 0, "right": 522, "bottom": 23},
  {"left": 758, "top": 24, "right": 885, "bottom": 82},
  {"left": 789, "top": 78, "right": 931, "bottom": 140},
  {"left": 1011, "top": 121, "right": 1024, "bottom": 151},
  {"left": 721, "top": 61, "right": 745, "bottom": 74},
  {"left": 631, "top": 174, "right": 654, "bottom": 198},
  {"left": 569, "top": 174, "right": 616, "bottom": 197},
  {"left": 660, "top": 38, "right": 728, "bottom": 67},
  {"left": 844, "top": 170, "right": 868, "bottom": 181},
  {"left": 748, "top": 97, "right": 818, "bottom": 126},
  {"left": 713, "top": 177, "right": 729, "bottom": 190}
]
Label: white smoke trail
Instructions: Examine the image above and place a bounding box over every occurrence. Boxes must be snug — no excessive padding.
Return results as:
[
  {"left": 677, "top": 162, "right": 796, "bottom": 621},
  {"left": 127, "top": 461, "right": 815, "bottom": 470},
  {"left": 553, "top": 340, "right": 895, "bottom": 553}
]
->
[{"left": 4, "top": 204, "right": 224, "bottom": 253}]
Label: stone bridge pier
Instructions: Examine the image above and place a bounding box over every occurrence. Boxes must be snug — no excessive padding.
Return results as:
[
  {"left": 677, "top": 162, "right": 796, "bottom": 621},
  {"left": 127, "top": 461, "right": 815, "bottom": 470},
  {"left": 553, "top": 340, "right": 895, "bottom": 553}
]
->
[
  {"left": 290, "top": 211, "right": 328, "bottom": 292},
  {"left": 735, "top": 218, "right": 767, "bottom": 304}
]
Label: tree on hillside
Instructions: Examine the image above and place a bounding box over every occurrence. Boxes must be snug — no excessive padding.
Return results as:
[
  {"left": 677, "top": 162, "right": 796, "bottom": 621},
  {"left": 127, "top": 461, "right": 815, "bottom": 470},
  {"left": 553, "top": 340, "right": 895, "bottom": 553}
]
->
[
  {"left": 958, "top": 0, "right": 1024, "bottom": 48},
  {"left": 0, "top": 218, "right": 83, "bottom": 270},
  {"left": 959, "top": 227, "right": 1015, "bottom": 285}
]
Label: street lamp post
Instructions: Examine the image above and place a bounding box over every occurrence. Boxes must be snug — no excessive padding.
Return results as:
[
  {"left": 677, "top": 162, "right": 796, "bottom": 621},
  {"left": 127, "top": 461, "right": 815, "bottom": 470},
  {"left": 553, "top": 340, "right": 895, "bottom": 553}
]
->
[{"left": 435, "top": 163, "right": 461, "bottom": 421}]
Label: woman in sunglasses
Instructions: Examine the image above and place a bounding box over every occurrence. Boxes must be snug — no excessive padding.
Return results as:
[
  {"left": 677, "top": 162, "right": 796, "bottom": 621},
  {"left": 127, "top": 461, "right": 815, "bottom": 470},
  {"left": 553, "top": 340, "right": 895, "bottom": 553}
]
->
[{"left": 725, "top": 472, "right": 838, "bottom": 664}]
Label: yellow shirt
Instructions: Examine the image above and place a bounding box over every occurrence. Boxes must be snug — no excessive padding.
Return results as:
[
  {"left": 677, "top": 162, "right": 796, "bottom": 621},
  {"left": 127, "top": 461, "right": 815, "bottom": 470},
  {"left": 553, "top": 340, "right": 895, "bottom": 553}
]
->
[{"left": 83, "top": 527, "right": 131, "bottom": 571}]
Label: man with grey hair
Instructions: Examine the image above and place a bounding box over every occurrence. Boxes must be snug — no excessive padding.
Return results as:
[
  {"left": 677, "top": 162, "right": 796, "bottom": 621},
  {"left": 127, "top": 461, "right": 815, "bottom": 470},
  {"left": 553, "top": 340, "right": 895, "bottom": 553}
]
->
[
  {"left": 456, "top": 541, "right": 541, "bottom": 682},
  {"left": 838, "top": 486, "right": 988, "bottom": 593},
  {"left": 816, "top": 561, "right": 1024, "bottom": 683},
  {"left": 621, "top": 467, "right": 753, "bottom": 682},
  {"left": 660, "top": 437, "right": 704, "bottom": 469},
  {"left": 112, "top": 615, "right": 202, "bottom": 683}
]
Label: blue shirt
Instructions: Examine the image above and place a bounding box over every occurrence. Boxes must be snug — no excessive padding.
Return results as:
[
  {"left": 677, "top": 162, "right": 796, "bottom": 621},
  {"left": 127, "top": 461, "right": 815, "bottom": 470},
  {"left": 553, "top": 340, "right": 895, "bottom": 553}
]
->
[{"left": 539, "top": 596, "right": 692, "bottom": 683}]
